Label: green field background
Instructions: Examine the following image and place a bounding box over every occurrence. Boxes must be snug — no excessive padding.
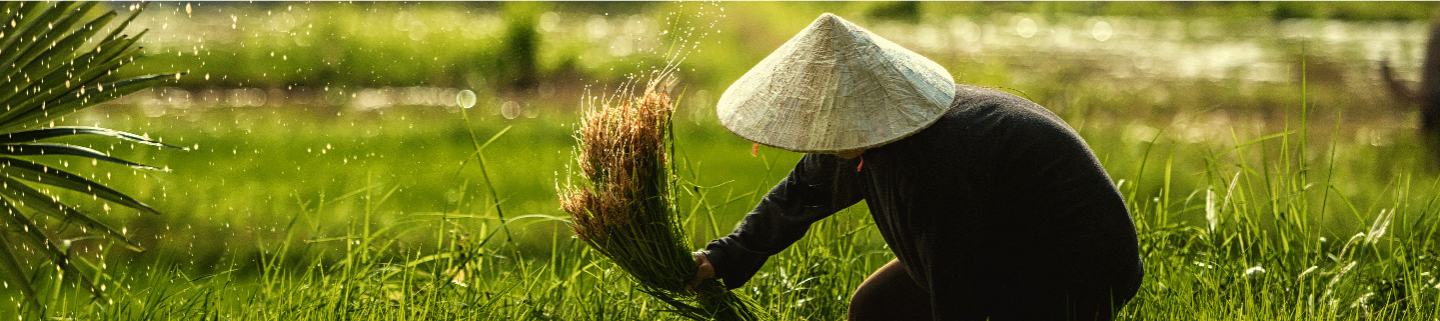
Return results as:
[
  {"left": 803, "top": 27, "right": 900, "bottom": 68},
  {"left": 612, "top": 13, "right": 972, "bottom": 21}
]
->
[{"left": 3, "top": 2, "right": 1440, "bottom": 320}]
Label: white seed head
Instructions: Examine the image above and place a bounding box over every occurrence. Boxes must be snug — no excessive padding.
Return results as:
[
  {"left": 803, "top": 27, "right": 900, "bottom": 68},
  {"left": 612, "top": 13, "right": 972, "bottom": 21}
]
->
[{"left": 1243, "top": 265, "right": 1266, "bottom": 279}]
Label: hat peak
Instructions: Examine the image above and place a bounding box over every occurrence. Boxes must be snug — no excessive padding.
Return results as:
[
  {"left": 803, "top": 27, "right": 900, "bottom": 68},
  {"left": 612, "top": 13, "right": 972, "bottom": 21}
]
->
[
  {"left": 812, "top": 12, "right": 851, "bottom": 33},
  {"left": 808, "top": 13, "right": 863, "bottom": 52},
  {"left": 816, "top": 12, "right": 840, "bottom": 24}
]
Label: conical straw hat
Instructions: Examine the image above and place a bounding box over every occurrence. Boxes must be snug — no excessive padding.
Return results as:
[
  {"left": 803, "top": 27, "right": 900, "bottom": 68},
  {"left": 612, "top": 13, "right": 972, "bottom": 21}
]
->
[{"left": 716, "top": 13, "right": 956, "bottom": 153}]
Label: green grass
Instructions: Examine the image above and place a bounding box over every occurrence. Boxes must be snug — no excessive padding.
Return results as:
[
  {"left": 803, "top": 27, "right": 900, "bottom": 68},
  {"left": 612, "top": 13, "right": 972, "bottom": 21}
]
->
[
  {"left": 0, "top": 84, "right": 1433, "bottom": 319},
  {"left": 3, "top": 2, "right": 1440, "bottom": 320}
]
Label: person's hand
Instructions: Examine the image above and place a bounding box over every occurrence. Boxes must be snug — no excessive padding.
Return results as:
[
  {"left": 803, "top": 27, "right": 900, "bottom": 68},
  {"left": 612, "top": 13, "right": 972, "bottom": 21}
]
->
[{"left": 687, "top": 251, "right": 716, "bottom": 292}]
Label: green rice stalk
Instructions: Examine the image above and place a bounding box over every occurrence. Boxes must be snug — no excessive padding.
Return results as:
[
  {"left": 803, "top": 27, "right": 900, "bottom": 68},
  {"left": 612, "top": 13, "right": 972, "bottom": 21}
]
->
[{"left": 561, "top": 71, "right": 761, "bottom": 321}]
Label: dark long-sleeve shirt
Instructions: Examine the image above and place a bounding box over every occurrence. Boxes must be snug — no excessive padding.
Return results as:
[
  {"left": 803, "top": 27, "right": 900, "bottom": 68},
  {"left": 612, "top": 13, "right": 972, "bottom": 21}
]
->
[{"left": 703, "top": 84, "right": 1143, "bottom": 320}]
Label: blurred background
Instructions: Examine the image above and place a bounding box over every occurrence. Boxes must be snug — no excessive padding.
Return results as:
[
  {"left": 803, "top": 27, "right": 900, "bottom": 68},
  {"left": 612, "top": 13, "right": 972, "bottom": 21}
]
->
[
  {"left": 115, "top": 2, "right": 1434, "bottom": 109},
  {"left": 71, "top": 1, "right": 1439, "bottom": 277}
]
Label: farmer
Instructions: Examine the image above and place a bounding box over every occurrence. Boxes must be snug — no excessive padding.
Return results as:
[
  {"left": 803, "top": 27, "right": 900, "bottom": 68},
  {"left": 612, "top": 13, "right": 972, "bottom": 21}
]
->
[{"left": 689, "top": 13, "right": 1143, "bottom": 321}]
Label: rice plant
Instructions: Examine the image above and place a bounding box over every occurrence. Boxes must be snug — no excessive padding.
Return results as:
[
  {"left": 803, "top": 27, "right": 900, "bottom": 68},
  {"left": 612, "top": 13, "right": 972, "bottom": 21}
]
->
[
  {"left": 0, "top": 2, "right": 178, "bottom": 315},
  {"left": 560, "top": 71, "right": 761, "bottom": 320}
]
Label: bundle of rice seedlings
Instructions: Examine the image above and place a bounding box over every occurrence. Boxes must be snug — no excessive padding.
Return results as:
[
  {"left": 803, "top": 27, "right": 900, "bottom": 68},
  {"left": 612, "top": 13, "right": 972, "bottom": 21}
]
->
[{"left": 561, "top": 72, "right": 761, "bottom": 321}]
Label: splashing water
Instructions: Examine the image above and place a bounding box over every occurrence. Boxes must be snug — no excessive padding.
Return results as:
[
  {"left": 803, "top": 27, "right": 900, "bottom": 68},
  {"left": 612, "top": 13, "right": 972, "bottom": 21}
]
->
[{"left": 455, "top": 89, "right": 477, "bottom": 109}]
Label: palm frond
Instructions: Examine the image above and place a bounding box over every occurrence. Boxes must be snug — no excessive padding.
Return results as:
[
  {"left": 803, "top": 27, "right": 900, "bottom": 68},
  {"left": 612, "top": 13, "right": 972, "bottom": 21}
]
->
[
  {"left": 0, "top": 126, "right": 176, "bottom": 147},
  {"left": 0, "top": 231, "right": 40, "bottom": 314},
  {"left": 0, "top": 143, "right": 163, "bottom": 170},
  {"left": 0, "top": 157, "right": 161, "bottom": 215},
  {"left": 0, "top": 2, "right": 176, "bottom": 312},
  {"left": 0, "top": 176, "right": 142, "bottom": 251}
]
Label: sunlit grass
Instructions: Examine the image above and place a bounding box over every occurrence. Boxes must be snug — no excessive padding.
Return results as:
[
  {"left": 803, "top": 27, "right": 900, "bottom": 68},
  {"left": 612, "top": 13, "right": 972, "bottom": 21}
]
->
[
  {"left": 2, "top": 1, "right": 1436, "bottom": 319},
  {"left": 0, "top": 86, "right": 1427, "bottom": 320}
]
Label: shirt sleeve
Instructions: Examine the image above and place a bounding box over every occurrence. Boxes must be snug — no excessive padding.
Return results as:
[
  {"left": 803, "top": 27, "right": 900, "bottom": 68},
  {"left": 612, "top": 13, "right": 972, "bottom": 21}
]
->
[{"left": 701, "top": 153, "right": 864, "bottom": 289}]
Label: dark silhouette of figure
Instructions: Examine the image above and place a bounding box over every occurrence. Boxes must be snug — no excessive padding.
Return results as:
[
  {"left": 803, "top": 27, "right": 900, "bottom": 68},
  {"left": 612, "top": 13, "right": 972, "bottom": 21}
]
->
[
  {"left": 695, "top": 14, "right": 1142, "bottom": 320},
  {"left": 701, "top": 85, "right": 1144, "bottom": 321},
  {"left": 1380, "top": 15, "right": 1440, "bottom": 165}
]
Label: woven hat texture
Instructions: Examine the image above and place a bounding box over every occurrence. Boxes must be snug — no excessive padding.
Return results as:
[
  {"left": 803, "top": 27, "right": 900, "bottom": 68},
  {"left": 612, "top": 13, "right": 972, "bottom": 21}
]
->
[{"left": 717, "top": 13, "right": 956, "bottom": 152}]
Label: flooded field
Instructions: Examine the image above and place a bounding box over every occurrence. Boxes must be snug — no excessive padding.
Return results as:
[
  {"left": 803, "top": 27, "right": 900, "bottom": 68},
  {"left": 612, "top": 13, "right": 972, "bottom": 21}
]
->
[{"left": 121, "top": 3, "right": 1430, "bottom": 100}]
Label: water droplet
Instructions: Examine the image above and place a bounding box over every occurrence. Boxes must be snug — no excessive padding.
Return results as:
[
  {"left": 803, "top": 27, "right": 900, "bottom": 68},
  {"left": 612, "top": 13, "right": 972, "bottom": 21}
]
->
[
  {"left": 455, "top": 89, "right": 477, "bottom": 109},
  {"left": 1090, "top": 20, "right": 1113, "bottom": 42},
  {"left": 1015, "top": 17, "right": 1037, "bottom": 39},
  {"left": 501, "top": 101, "right": 520, "bottom": 120}
]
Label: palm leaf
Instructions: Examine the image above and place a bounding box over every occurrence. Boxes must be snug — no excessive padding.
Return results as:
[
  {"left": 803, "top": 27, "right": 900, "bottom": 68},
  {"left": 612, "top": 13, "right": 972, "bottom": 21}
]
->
[
  {"left": 0, "top": 176, "right": 142, "bottom": 252},
  {"left": 0, "top": 142, "right": 163, "bottom": 170},
  {"left": 0, "top": 2, "right": 79, "bottom": 70},
  {"left": 0, "top": 11, "right": 124, "bottom": 105},
  {"left": 0, "top": 231, "right": 41, "bottom": 316},
  {"left": 0, "top": 157, "right": 161, "bottom": 215},
  {"left": 0, "top": 126, "right": 177, "bottom": 147},
  {"left": 0, "top": 199, "right": 108, "bottom": 300},
  {"left": 5, "top": 3, "right": 101, "bottom": 77},
  {"left": 0, "top": 3, "right": 175, "bottom": 311},
  {"left": 1, "top": 199, "right": 110, "bottom": 298},
  {"left": 0, "top": 73, "right": 176, "bottom": 130}
]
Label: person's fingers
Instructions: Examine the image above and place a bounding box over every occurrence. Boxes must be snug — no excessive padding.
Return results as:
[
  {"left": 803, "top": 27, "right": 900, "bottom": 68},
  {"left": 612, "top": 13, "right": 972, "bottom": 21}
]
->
[
  {"left": 688, "top": 252, "right": 714, "bottom": 292},
  {"left": 697, "top": 260, "right": 714, "bottom": 279}
]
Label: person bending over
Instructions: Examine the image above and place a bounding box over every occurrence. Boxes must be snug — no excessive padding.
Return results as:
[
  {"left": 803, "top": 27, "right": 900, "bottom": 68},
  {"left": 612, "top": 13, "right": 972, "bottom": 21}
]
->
[{"left": 689, "top": 13, "right": 1143, "bottom": 321}]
